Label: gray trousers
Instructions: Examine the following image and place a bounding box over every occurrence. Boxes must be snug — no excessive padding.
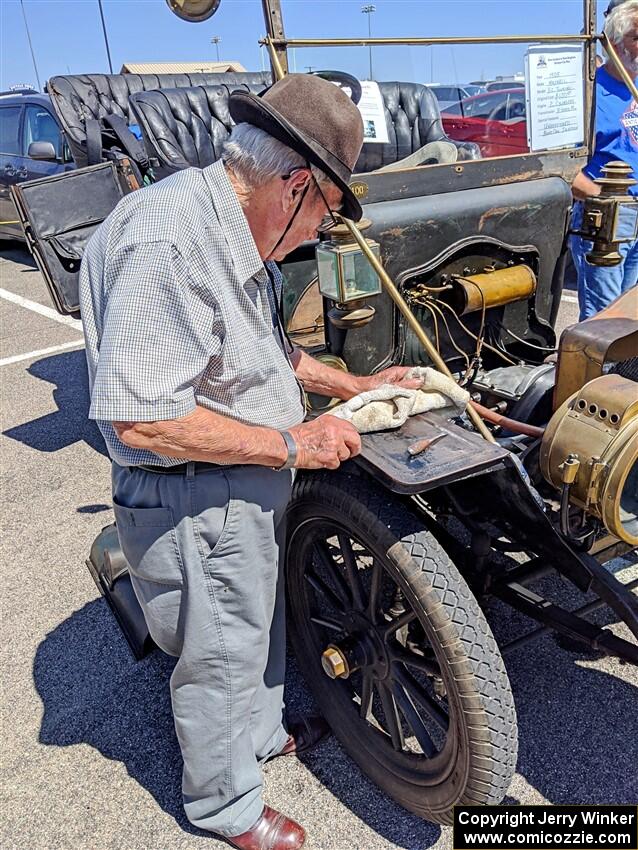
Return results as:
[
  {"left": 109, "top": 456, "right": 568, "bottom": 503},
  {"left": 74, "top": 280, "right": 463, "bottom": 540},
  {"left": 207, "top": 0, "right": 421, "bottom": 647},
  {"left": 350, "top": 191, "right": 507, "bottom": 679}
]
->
[{"left": 112, "top": 462, "right": 293, "bottom": 837}]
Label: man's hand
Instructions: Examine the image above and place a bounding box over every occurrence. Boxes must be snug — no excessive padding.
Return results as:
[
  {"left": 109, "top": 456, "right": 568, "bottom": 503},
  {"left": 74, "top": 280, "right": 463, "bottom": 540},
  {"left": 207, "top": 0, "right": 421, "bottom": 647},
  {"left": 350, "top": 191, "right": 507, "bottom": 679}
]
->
[
  {"left": 288, "top": 415, "right": 362, "bottom": 469},
  {"left": 355, "top": 365, "right": 423, "bottom": 393},
  {"left": 292, "top": 349, "right": 423, "bottom": 402},
  {"left": 572, "top": 170, "right": 602, "bottom": 201}
]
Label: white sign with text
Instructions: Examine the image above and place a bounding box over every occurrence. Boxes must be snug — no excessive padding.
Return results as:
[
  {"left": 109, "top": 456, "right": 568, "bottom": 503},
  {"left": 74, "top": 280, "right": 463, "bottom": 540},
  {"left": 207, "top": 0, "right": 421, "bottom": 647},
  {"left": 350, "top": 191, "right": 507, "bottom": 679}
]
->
[
  {"left": 357, "top": 80, "right": 390, "bottom": 144},
  {"left": 525, "top": 44, "right": 585, "bottom": 151}
]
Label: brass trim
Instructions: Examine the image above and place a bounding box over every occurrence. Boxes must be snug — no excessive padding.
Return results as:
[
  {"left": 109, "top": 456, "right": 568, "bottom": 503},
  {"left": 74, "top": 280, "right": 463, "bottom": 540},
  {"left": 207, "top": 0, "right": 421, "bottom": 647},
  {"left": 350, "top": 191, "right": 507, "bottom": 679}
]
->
[
  {"left": 601, "top": 429, "right": 638, "bottom": 546},
  {"left": 349, "top": 181, "right": 369, "bottom": 200},
  {"left": 261, "top": 35, "right": 592, "bottom": 48},
  {"left": 264, "top": 37, "right": 285, "bottom": 80},
  {"left": 321, "top": 645, "right": 348, "bottom": 679},
  {"left": 540, "top": 375, "right": 638, "bottom": 545},
  {"left": 453, "top": 265, "right": 536, "bottom": 315}
]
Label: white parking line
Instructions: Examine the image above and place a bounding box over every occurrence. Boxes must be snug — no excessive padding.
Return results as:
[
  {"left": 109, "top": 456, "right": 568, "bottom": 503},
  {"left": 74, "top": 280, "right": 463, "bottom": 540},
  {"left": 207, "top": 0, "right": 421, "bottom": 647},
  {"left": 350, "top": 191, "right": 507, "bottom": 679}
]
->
[
  {"left": 0, "top": 339, "right": 85, "bottom": 367},
  {"left": 561, "top": 293, "right": 578, "bottom": 304},
  {"left": 0, "top": 287, "right": 83, "bottom": 331}
]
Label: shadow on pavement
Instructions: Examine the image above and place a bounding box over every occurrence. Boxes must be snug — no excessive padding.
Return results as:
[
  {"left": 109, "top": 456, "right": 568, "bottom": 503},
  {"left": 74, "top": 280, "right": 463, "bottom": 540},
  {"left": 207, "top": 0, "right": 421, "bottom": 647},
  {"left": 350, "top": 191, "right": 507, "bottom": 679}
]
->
[
  {"left": 34, "top": 586, "right": 638, "bottom": 847},
  {"left": 0, "top": 240, "right": 37, "bottom": 268},
  {"left": 34, "top": 598, "right": 441, "bottom": 848},
  {"left": 3, "top": 349, "right": 107, "bottom": 457},
  {"left": 505, "top": 631, "right": 638, "bottom": 803},
  {"left": 489, "top": 578, "right": 638, "bottom": 805},
  {"left": 34, "top": 599, "right": 193, "bottom": 832}
]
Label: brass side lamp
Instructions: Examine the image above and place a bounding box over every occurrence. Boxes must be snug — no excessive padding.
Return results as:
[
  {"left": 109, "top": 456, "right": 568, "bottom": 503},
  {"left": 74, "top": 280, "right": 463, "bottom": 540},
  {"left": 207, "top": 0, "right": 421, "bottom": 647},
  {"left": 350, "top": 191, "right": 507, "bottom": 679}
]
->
[
  {"left": 316, "top": 219, "right": 381, "bottom": 329},
  {"left": 578, "top": 161, "right": 638, "bottom": 267}
]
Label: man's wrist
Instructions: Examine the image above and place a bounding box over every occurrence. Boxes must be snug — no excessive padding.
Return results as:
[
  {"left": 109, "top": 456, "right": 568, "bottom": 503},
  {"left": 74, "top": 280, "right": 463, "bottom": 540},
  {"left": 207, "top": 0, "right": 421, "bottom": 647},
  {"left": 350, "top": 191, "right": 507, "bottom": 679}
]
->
[
  {"left": 345, "top": 374, "right": 369, "bottom": 398},
  {"left": 332, "top": 373, "right": 367, "bottom": 401},
  {"left": 277, "top": 430, "right": 298, "bottom": 469}
]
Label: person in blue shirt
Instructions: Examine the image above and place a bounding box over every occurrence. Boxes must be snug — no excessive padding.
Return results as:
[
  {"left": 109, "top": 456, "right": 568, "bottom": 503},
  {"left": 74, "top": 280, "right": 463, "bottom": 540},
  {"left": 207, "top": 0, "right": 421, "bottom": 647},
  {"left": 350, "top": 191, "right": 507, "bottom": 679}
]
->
[{"left": 570, "top": 0, "right": 638, "bottom": 319}]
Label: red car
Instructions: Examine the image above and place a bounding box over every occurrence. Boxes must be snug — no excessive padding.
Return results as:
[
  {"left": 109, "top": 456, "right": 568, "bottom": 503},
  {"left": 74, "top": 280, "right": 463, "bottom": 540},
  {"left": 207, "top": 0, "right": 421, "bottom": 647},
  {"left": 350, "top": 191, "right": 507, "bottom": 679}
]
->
[{"left": 441, "top": 88, "right": 529, "bottom": 158}]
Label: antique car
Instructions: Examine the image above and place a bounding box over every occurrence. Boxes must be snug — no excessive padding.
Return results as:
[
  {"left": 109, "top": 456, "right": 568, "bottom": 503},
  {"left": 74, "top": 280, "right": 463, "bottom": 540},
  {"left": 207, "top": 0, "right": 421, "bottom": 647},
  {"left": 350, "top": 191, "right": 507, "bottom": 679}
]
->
[{"left": 11, "top": 0, "right": 637, "bottom": 827}]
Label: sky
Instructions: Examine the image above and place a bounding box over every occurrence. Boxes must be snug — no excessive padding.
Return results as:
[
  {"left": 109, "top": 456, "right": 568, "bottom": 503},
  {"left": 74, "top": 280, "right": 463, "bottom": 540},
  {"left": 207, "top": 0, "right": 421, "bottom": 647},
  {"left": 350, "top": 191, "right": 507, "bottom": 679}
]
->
[{"left": 1, "top": 0, "right": 612, "bottom": 93}]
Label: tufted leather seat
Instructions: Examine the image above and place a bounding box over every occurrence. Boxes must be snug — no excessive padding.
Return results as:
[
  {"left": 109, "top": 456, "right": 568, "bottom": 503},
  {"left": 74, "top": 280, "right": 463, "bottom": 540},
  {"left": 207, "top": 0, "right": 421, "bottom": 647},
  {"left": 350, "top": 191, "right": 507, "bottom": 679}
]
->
[
  {"left": 47, "top": 72, "right": 272, "bottom": 168},
  {"left": 355, "top": 81, "right": 480, "bottom": 171},
  {"left": 129, "top": 82, "right": 268, "bottom": 179},
  {"left": 130, "top": 79, "right": 480, "bottom": 178}
]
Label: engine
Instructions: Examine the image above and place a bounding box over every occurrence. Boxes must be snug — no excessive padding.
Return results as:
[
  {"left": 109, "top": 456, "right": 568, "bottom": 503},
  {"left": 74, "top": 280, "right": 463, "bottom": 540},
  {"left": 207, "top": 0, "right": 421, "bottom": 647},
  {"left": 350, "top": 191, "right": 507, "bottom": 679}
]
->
[{"left": 402, "top": 252, "right": 637, "bottom": 548}]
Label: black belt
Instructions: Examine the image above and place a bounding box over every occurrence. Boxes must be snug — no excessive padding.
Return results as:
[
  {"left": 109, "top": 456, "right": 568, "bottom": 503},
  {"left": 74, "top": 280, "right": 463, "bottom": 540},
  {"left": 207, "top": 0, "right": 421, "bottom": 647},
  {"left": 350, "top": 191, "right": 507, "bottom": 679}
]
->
[{"left": 138, "top": 461, "right": 223, "bottom": 475}]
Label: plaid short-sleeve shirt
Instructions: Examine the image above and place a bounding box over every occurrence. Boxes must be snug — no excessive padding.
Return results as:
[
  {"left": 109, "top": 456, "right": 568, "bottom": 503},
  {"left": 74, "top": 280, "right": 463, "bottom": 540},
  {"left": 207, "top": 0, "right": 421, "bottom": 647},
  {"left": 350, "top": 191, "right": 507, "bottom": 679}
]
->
[{"left": 80, "top": 160, "right": 305, "bottom": 467}]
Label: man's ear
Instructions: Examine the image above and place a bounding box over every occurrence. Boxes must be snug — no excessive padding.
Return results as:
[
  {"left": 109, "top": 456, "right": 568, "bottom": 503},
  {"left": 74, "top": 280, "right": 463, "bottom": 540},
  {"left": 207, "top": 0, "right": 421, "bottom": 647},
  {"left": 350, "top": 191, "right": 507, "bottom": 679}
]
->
[{"left": 283, "top": 168, "right": 312, "bottom": 210}]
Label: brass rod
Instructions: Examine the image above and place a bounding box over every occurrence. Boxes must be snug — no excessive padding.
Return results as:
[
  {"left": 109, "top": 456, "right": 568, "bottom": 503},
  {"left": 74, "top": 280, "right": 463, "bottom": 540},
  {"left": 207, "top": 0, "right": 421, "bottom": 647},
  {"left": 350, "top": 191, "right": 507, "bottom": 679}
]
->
[
  {"left": 340, "top": 218, "right": 496, "bottom": 443},
  {"left": 261, "top": 1, "right": 289, "bottom": 76},
  {"left": 260, "top": 34, "right": 591, "bottom": 48},
  {"left": 264, "top": 37, "right": 286, "bottom": 80},
  {"left": 600, "top": 34, "right": 638, "bottom": 102},
  {"left": 583, "top": 0, "right": 597, "bottom": 151}
]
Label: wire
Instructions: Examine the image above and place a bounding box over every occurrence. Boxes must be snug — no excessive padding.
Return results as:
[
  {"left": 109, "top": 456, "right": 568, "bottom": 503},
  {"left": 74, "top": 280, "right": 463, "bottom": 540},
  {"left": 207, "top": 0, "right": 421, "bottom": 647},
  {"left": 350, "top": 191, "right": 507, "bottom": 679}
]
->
[
  {"left": 488, "top": 325, "right": 522, "bottom": 366},
  {"left": 418, "top": 300, "right": 441, "bottom": 352},
  {"left": 453, "top": 275, "right": 486, "bottom": 357},
  {"left": 415, "top": 283, "right": 454, "bottom": 293},
  {"left": 436, "top": 299, "right": 519, "bottom": 366},
  {"left": 426, "top": 300, "right": 471, "bottom": 372},
  {"left": 496, "top": 321, "right": 557, "bottom": 352}
]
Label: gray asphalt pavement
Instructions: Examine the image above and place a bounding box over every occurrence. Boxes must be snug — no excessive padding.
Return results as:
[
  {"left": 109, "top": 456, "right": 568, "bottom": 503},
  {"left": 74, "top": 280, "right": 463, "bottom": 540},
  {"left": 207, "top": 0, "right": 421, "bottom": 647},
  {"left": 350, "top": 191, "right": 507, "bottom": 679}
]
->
[{"left": 1, "top": 242, "right": 636, "bottom": 850}]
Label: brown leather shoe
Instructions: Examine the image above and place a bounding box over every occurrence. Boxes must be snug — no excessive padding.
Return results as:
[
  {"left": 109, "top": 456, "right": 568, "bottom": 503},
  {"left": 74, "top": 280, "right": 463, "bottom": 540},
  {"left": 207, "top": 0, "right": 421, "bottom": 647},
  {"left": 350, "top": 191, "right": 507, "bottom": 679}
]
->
[
  {"left": 226, "top": 806, "right": 305, "bottom": 850},
  {"left": 278, "top": 715, "right": 331, "bottom": 757}
]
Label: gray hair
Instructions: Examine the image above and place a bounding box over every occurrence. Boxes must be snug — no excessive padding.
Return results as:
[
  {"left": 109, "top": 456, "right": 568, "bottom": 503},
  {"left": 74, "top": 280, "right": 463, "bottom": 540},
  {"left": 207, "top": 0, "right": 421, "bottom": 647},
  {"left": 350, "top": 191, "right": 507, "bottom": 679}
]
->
[
  {"left": 604, "top": 0, "right": 638, "bottom": 45},
  {"left": 221, "top": 123, "right": 330, "bottom": 189}
]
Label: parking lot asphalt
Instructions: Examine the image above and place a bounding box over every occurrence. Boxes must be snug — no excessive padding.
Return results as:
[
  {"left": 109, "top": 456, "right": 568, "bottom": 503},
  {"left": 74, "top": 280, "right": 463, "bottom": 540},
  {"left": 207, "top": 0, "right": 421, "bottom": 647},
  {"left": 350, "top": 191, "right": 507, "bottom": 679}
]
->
[{"left": 1, "top": 241, "right": 636, "bottom": 850}]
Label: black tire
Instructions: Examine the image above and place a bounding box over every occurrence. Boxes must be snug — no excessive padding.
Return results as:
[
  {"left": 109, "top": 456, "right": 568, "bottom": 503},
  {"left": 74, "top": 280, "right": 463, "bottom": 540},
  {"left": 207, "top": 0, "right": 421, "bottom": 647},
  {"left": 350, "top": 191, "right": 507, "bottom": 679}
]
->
[{"left": 286, "top": 469, "right": 517, "bottom": 824}]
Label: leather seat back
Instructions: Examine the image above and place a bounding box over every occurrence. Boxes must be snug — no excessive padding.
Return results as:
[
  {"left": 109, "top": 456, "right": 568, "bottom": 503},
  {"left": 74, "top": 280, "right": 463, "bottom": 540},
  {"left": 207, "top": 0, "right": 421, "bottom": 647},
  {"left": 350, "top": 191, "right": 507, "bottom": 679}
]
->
[
  {"left": 47, "top": 72, "right": 272, "bottom": 167},
  {"left": 356, "top": 81, "right": 469, "bottom": 172},
  {"left": 129, "top": 81, "right": 267, "bottom": 179},
  {"left": 130, "top": 79, "right": 475, "bottom": 178}
]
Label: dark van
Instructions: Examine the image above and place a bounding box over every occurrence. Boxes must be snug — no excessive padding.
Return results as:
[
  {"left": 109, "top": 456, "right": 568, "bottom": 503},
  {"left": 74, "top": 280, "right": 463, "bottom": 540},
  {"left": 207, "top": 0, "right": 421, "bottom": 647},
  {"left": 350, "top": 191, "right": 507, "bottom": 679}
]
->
[{"left": 0, "top": 89, "right": 74, "bottom": 241}]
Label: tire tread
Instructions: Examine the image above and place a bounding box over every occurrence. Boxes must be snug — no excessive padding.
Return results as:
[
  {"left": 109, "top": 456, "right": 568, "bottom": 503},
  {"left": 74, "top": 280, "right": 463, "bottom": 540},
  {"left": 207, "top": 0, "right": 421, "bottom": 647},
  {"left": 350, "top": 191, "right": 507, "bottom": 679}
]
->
[{"left": 291, "top": 470, "right": 517, "bottom": 823}]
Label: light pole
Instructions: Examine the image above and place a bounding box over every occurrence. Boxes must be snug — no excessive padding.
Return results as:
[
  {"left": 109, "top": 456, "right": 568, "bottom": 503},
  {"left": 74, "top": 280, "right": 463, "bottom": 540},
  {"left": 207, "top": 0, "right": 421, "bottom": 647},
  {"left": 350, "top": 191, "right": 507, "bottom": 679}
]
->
[
  {"left": 361, "top": 4, "right": 376, "bottom": 80},
  {"left": 20, "top": 0, "right": 41, "bottom": 91},
  {"left": 211, "top": 36, "right": 221, "bottom": 62},
  {"left": 97, "top": 0, "right": 114, "bottom": 74}
]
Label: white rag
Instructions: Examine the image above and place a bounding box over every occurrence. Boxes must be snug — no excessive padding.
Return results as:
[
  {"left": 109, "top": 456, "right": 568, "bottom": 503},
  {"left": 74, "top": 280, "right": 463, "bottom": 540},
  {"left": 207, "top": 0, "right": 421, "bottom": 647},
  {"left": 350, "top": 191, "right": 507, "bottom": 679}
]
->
[{"left": 329, "top": 366, "right": 469, "bottom": 434}]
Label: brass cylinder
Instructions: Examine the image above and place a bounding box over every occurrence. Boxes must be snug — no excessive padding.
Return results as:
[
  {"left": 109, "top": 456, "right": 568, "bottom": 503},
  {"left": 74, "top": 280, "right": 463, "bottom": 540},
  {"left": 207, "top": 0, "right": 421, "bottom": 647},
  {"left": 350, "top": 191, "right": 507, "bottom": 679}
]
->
[
  {"left": 452, "top": 265, "right": 536, "bottom": 315},
  {"left": 540, "top": 374, "right": 638, "bottom": 545}
]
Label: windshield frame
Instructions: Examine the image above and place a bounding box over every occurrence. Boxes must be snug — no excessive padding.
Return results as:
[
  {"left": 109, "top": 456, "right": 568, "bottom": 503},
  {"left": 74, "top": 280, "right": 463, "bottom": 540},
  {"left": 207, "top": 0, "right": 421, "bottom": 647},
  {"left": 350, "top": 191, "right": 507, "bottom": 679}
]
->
[{"left": 259, "top": 0, "right": 599, "bottom": 180}]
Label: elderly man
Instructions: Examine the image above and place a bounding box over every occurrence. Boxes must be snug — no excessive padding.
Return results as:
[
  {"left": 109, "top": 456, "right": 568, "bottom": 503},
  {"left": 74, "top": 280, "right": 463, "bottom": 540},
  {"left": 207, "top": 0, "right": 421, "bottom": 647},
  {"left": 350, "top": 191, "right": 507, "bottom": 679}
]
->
[
  {"left": 570, "top": 0, "right": 638, "bottom": 319},
  {"left": 80, "top": 74, "right": 419, "bottom": 849}
]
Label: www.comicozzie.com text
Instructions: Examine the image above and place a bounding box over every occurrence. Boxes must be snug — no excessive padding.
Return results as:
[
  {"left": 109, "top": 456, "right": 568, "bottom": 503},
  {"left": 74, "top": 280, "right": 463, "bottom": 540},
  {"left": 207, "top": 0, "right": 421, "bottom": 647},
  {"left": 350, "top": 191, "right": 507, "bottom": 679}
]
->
[{"left": 458, "top": 811, "right": 636, "bottom": 830}]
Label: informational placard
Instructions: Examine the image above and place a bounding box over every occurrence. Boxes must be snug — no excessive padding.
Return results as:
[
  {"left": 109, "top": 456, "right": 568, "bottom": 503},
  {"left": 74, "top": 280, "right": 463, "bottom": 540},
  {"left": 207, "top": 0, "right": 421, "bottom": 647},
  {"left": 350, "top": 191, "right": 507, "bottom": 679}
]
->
[
  {"left": 357, "top": 80, "right": 390, "bottom": 144},
  {"left": 525, "top": 44, "right": 585, "bottom": 151}
]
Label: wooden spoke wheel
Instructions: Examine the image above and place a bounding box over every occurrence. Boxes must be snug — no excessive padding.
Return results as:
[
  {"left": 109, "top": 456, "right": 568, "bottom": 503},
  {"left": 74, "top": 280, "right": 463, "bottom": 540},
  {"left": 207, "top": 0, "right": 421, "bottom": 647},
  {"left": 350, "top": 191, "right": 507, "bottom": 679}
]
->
[{"left": 286, "top": 470, "right": 518, "bottom": 824}]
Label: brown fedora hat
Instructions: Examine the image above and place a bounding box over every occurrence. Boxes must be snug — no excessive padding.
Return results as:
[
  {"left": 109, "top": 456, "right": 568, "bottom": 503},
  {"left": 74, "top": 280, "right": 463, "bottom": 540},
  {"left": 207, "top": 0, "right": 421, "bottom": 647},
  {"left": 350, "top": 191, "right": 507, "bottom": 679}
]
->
[{"left": 229, "top": 74, "right": 365, "bottom": 221}]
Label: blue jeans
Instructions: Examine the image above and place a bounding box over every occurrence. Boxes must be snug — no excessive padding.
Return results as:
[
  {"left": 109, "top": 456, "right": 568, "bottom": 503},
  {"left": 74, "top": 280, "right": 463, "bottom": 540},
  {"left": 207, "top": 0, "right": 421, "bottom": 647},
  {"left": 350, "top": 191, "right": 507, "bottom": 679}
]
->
[
  {"left": 570, "top": 202, "right": 638, "bottom": 320},
  {"left": 112, "top": 462, "right": 292, "bottom": 837}
]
